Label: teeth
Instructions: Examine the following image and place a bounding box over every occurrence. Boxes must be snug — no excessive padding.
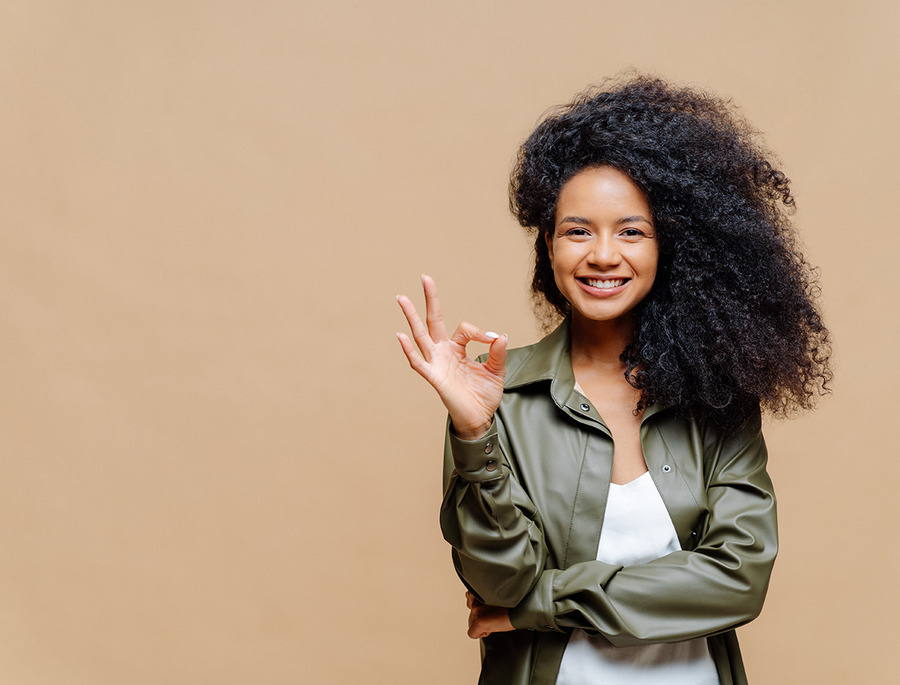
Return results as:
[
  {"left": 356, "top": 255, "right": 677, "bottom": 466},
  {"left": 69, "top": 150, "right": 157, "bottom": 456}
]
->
[{"left": 586, "top": 278, "right": 624, "bottom": 289}]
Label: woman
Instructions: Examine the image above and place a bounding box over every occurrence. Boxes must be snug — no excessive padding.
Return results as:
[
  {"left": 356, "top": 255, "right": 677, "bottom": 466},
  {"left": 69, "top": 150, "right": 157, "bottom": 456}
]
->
[{"left": 396, "top": 76, "right": 830, "bottom": 684}]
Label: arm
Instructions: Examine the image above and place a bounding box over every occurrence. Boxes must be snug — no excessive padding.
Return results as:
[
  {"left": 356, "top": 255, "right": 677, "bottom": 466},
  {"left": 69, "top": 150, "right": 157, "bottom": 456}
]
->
[
  {"left": 397, "top": 276, "right": 545, "bottom": 605},
  {"left": 508, "top": 413, "right": 777, "bottom": 646},
  {"left": 439, "top": 413, "right": 548, "bottom": 607}
]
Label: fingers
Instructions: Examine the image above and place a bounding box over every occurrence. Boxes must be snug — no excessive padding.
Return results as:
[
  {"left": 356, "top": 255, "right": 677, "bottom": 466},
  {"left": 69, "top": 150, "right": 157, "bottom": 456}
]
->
[
  {"left": 483, "top": 333, "right": 508, "bottom": 378},
  {"left": 467, "top": 605, "right": 485, "bottom": 640},
  {"left": 421, "top": 274, "right": 449, "bottom": 343},
  {"left": 465, "top": 591, "right": 484, "bottom": 610},
  {"left": 396, "top": 294, "right": 435, "bottom": 362},
  {"left": 450, "top": 321, "right": 502, "bottom": 348},
  {"left": 398, "top": 278, "right": 506, "bottom": 380},
  {"left": 396, "top": 332, "right": 431, "bottom": 380},
  {"left": 468, "top": 624, "right": 488, "bottom": 640},
  {"left": 466, "top": 592, "right": 492, "bottom": 639}
]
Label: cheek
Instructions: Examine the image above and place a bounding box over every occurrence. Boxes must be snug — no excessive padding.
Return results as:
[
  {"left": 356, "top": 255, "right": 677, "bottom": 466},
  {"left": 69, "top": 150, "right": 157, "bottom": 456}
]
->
[
  {"left": 547, "top": 244, "right": 571, "bottom": 294},
  {"left": 550, "top": 258, "right": 565, "bottom": 289},
  {"left": 643, "top": 245, "right": 660, "bottom": 273},
  {"left": 549, "top": 244, "right": 574, "bottom": 277},
  {"left": 629, "top": 246, "right": 659, "bottom": 292}
]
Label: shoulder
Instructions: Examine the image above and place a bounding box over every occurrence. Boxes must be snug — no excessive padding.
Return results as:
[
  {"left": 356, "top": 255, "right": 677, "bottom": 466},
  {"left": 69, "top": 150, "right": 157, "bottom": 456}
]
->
[
  {"left": 505, "top": 322, "right": 571, "bottom": 390},
  {"left": 503, "top": 339, "right": 550, "bottom": 379},
  {"left": 475, "top": 324, "right": 569, "bottom": 390},
  {"left": 475, "top": 340, "right": 555, "bottom": 393}
]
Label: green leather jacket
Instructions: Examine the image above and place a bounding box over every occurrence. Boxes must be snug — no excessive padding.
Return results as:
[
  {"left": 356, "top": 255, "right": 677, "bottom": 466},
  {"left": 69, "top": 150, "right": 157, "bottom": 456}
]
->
[{"left": 440, "top": 320, "right": 777, "bottom": 684}]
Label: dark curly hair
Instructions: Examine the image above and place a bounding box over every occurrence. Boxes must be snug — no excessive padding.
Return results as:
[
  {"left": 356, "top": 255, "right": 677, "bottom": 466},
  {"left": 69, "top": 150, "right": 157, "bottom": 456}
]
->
[{"left": 510, "top": 75, "right": 831, "bottom": 431}]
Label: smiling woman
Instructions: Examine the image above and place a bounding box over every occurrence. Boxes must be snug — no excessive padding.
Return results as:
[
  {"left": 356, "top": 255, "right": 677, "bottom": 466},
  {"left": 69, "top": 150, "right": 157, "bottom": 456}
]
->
[
  {"left": 548, "top": 166, "right": 659, "bottom": 328},
  {"left": 396, "top": 75, "right": 831, "bottom": 685}
]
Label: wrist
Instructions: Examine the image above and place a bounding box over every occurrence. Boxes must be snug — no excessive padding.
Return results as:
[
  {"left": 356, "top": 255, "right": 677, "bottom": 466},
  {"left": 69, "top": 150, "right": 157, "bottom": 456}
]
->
[{"left": 451, "top": 419, "right": 493, "bottom": 441}]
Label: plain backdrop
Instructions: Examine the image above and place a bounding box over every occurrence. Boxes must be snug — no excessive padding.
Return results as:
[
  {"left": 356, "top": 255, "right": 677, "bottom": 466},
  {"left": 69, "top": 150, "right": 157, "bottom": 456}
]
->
[{"left": 1, "top": 1, "right": 898, "bottom": 683}]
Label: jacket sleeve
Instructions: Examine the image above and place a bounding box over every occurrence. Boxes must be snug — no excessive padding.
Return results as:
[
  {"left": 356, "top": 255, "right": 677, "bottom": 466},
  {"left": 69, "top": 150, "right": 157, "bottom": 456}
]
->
[
  {"left": 508, "top": 413, "right": 777, "bottom": 646},
  {"left": 439, "top": 414, "right": 548, "bottom": 608}
]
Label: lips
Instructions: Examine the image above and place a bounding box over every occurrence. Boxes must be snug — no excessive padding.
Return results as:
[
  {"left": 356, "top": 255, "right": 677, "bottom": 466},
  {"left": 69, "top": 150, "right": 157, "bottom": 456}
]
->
[{"left": 579, "top": 277, "right": 629, "bottom": 290}]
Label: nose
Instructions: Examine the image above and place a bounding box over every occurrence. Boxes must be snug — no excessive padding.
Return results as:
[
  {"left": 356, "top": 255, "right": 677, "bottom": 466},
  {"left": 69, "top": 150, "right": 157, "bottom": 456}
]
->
[{"left": 588, "top": 232, "right": 622, "bottom": 268}]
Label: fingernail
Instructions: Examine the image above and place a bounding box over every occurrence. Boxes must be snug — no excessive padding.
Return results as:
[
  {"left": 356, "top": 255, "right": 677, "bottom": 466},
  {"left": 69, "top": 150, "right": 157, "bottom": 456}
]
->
[{"left": 485, "top": 331, "right": 499, "bottom": 340}]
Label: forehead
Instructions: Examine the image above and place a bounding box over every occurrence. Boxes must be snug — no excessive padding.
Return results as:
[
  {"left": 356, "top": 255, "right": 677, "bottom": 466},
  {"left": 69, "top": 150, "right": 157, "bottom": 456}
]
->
[{"left": 556, "top": 166, "right": 651, "bottom": 218}]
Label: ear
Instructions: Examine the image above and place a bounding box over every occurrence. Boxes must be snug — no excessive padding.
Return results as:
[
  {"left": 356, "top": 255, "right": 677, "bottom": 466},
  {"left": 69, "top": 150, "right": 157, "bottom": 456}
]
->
[{"left": 544, "top": 230, "right": 554, "bottom": 262}]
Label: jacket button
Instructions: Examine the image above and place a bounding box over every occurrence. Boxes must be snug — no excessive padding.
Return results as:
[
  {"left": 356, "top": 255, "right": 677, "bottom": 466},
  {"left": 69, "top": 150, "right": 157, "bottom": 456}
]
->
[
  {"left": 484, "top": 441, "right": 494, "bottom": 455},
  {"left": 485, "top": 460, "right": 497, "bottom": 472},
  {"left": 662, "top": 464, "right": 671, "bottom": 473},
  {"left": 580, "top": 403, "right": 590, "bottom": 412}
]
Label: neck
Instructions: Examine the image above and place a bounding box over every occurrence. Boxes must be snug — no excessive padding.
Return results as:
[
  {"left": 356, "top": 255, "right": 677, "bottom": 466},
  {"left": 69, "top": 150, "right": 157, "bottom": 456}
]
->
[{"left": 569, "top": 313, "right": 636, "bottom": 370}]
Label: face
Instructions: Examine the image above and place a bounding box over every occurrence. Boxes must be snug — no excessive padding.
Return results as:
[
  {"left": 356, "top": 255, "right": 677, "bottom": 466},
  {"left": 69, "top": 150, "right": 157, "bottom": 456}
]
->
[{"left": 547, "top": 166, "right": 658, "bottom": 327}]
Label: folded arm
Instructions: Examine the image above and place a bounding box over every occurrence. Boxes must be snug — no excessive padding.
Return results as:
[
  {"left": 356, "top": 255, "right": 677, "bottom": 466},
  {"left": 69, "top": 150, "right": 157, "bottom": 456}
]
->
[
  {"left": 440, "top": 416, "right": 549, "bottom": 608},
  {"left": 507, "top": 417, "right": 777, "bottom": 646}
]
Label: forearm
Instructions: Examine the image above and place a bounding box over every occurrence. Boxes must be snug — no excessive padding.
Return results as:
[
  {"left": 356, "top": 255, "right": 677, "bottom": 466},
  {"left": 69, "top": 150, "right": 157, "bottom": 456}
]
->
[
  {"left": 509, "top": 544, "right": 774, "bottom": 645},
  {"left": 510, "top": 416, "right": 777, "bottom": 644},
  {"left": 440, "top": 417, "right": 548, "bottom": 607}
]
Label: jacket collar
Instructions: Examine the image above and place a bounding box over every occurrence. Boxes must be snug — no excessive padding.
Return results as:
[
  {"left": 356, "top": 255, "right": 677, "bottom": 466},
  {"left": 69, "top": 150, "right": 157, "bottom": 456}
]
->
[
  {"left": 504, "top": 319, "right": 572, "bottom": 396},
  {"left": 504, "top": 317, "right": 669, "bottom": 423}
]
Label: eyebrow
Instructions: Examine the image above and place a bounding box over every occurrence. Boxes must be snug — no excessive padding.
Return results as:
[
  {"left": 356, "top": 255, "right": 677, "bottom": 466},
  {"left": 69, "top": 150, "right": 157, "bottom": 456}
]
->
[
  {"left": 617, "top": 215, "right": 653, "bottom": 226},
  {"left": 558, "top": 215, "right": 653, "bottom": 226}
]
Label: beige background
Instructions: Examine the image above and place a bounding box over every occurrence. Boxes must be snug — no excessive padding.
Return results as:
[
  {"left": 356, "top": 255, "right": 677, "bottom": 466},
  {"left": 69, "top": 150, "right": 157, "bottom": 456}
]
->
[{"left": 0, "top": 1, "right": 897, "bottom": 683}]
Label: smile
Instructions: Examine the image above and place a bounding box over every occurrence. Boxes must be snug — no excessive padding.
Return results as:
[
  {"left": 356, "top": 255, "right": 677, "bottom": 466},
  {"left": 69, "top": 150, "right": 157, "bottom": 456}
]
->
[{"left": 581, "top": 277, "right": 628, "bottom": 289}]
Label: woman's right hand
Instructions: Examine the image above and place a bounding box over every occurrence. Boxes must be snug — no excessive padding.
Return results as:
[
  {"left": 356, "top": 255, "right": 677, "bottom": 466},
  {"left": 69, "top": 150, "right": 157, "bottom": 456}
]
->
[
  {"left": 396, "top": 275, "right": 507, "bottom": 441},
  {"left": 466, "top": 592, "right": 514, "bottom": 640}
]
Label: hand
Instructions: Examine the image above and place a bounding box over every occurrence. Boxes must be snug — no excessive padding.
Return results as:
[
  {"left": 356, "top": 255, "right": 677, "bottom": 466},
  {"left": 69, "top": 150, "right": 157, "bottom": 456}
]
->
[
  {"left": 466, "top": 591, "right": 514, "bottom": 640},
  {"left": 396, "top": 275, "right": 507, "bottom": 440}
]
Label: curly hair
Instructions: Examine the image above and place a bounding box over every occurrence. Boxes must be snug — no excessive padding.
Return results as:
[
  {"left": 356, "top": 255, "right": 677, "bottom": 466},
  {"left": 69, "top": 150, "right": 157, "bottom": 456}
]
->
[{"left": 510, "top": 75, "right": 831, "bottom": 431}]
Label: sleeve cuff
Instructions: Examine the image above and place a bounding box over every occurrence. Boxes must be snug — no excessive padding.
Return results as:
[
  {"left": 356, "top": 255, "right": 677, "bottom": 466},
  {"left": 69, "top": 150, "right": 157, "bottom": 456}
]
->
[
  {"left": 448, "top": 419, "right": 504, "bottom": 483},
  {"left": 508, "top": 569, "right": 559, "bottom": 631}
]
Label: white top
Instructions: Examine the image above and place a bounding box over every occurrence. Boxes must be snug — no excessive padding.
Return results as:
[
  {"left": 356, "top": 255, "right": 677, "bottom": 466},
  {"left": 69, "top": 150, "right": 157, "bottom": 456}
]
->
[{"left": 555, "top": 472, "right": 720, "bottom": 685}]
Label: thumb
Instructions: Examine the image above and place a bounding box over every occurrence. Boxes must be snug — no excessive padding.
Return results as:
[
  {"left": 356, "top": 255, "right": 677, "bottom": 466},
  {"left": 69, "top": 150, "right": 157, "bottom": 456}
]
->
[{"left": 482, "top": 333, "right": 507, "bottom": 378}]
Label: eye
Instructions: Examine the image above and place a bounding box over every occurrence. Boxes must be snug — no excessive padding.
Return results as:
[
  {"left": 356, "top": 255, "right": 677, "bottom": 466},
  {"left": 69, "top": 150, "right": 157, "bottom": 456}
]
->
[
  {"left": 620, "top": 227, "right": 651, "bottom": 240},
  {"left": 563, "top": 227, "right": 590, "bottom": 238}
]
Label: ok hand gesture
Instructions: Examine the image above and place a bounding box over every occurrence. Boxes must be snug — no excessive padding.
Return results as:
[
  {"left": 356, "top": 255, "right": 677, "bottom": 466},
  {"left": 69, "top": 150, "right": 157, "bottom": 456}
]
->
[{"left": 396, "top": 275, "right": 507, "bottom": 440}]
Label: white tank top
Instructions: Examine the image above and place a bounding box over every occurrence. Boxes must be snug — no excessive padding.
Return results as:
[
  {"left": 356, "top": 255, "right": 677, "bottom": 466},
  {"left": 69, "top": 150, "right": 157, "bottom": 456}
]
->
[{"left": 555, "top": 472, "right": 720, "bottom": 685}]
